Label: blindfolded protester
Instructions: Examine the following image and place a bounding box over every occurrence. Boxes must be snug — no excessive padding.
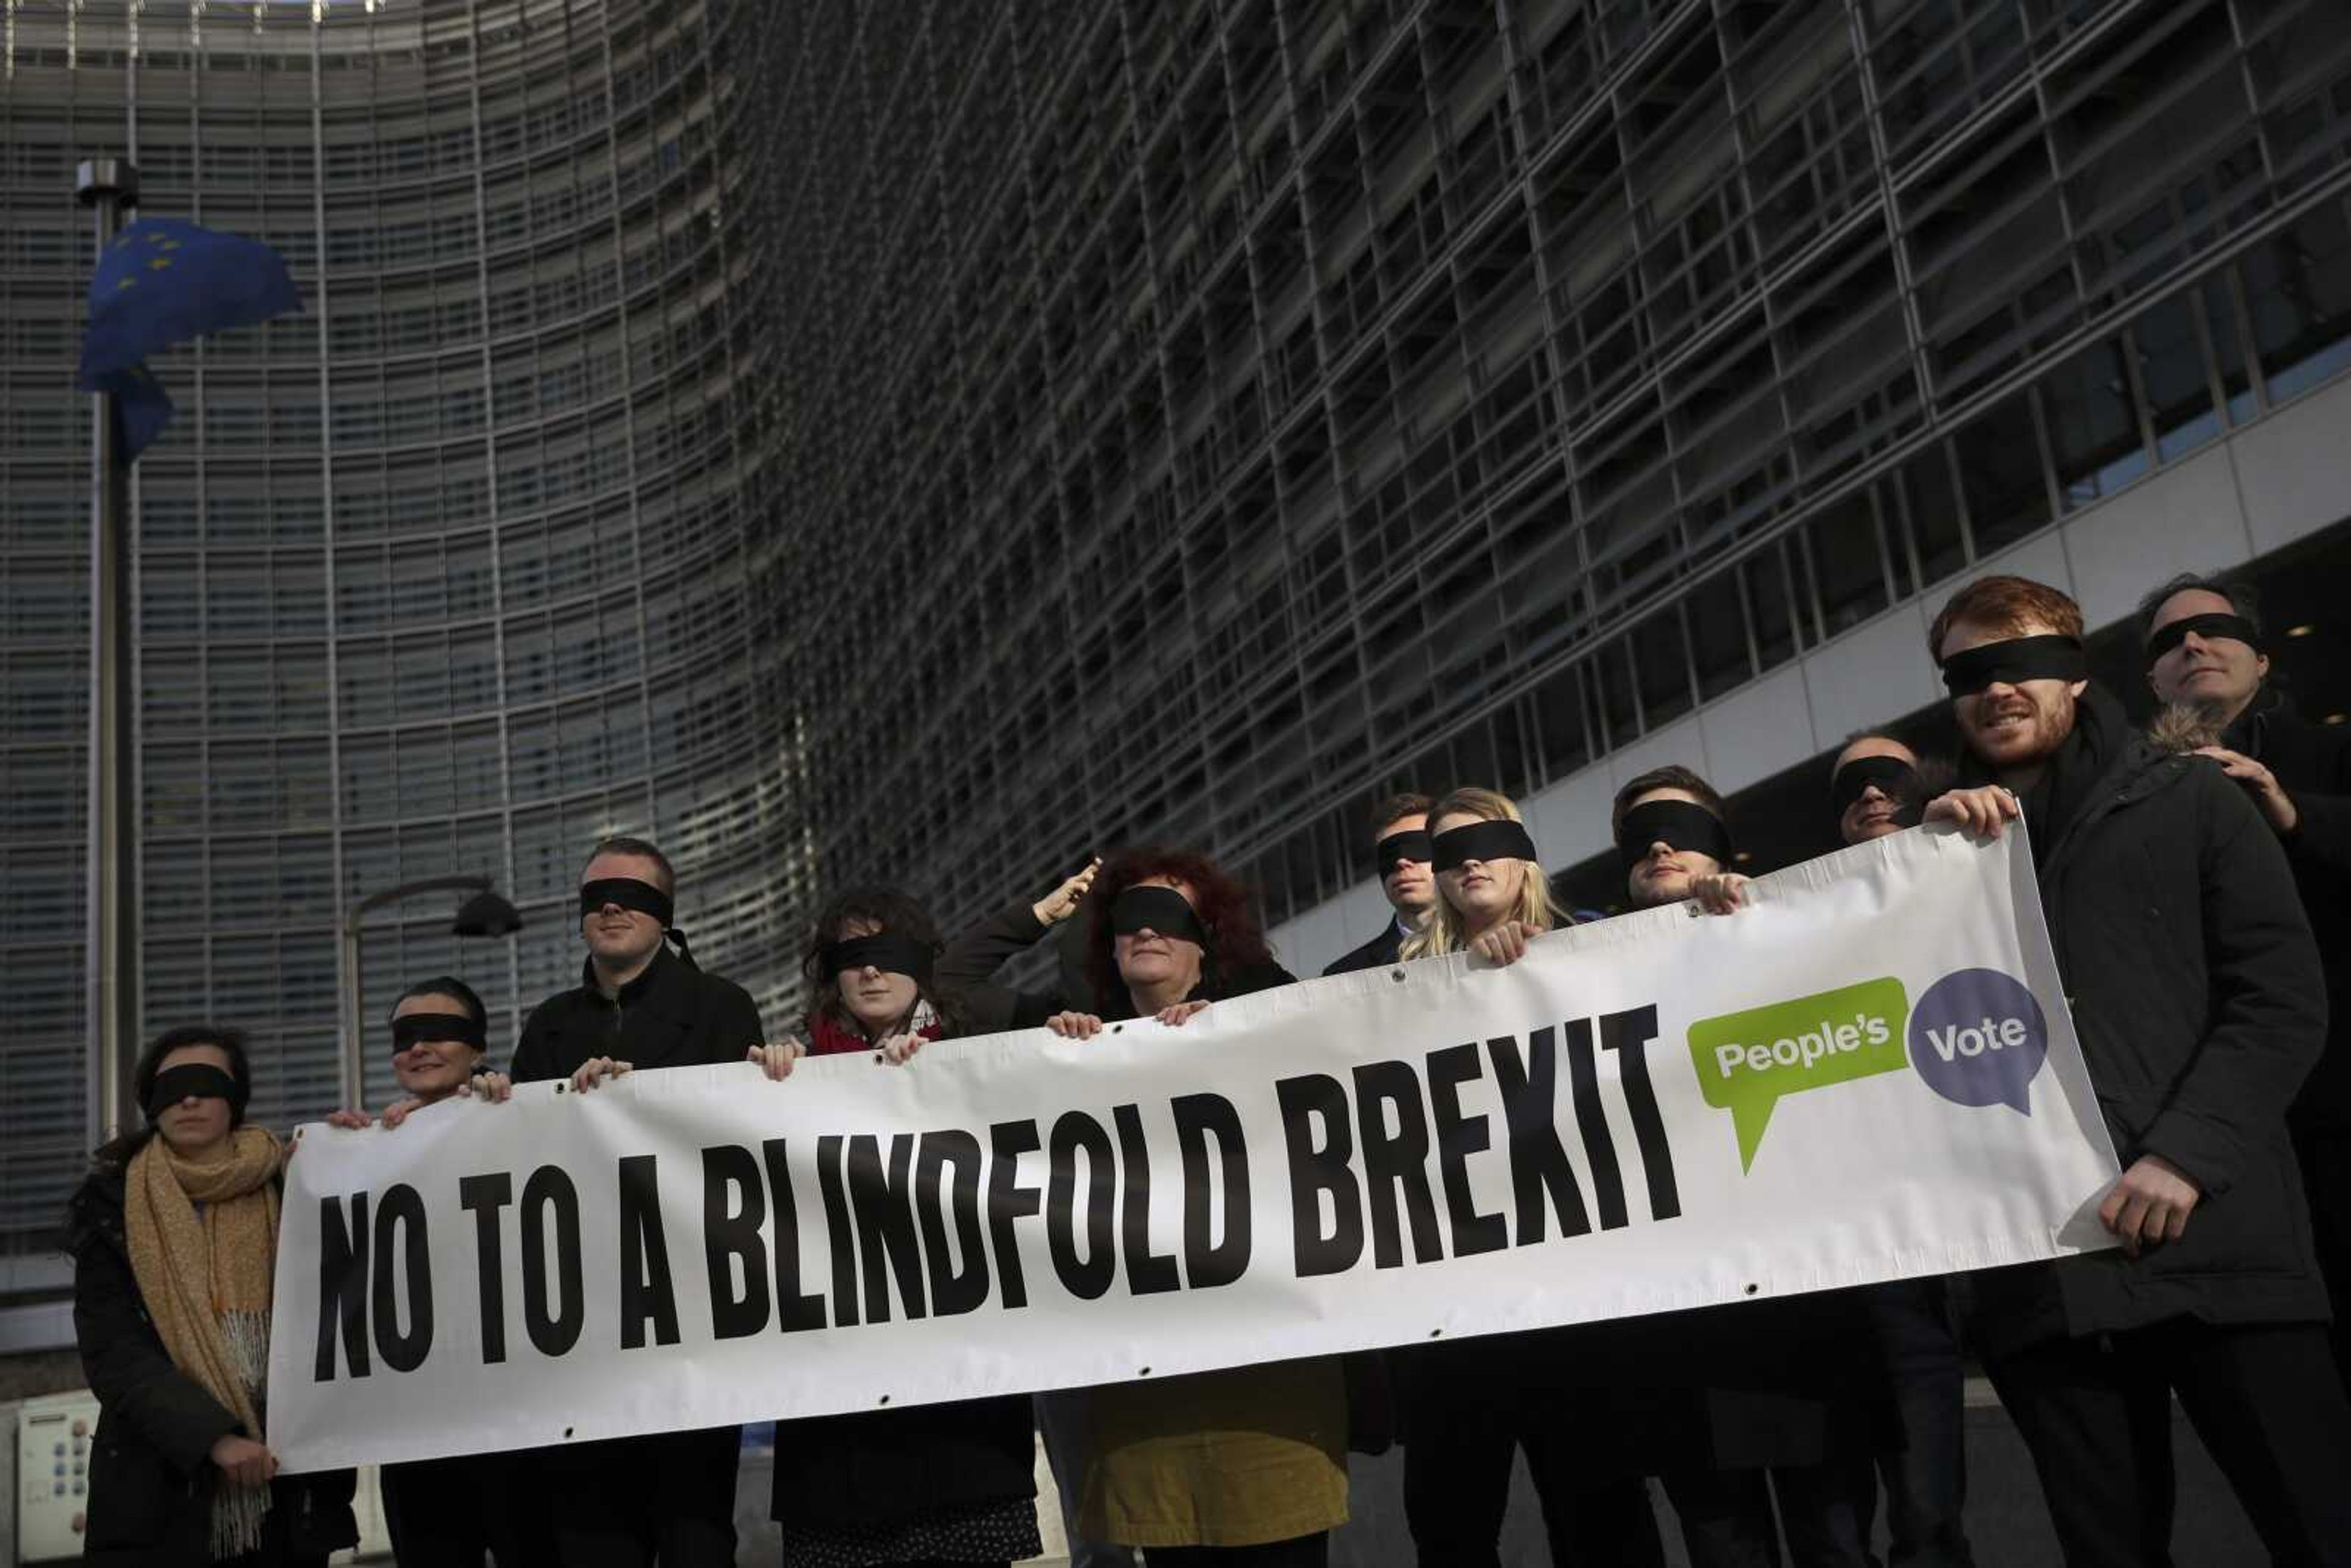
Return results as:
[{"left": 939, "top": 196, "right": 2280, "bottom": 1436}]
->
[
  {"left": 67, "top": 1027, "right": 358, "bottom": 1568},
  {"left": 749, "top": 888, "right": 1042, "bottom": 1568},
  {"left": 2142, "top": 571, "right": 2351, "bottom": 1400},
  {"left": 1390, "top": 787, "right": 1670, "bottom": 1568},
  {"left": 312, "top": 978, "right": 544, "bottom": 1568},
  {"left": 1922, "top": 574, "right": 2351, "bottom": 1566},
  {"left": 506, "top": 836, "right": 768, "bottom": 1568},
  {"left": 1608, "top": 771, "right": 1886, "bottom": 1568},
  {"left": 1322, "top": 793, "right": 1437, "bottom": 976},
  {"left": 1825, "top": 740, "right": 1976, "bottom": 1568},
  {"left": 1043, "top": 849, "right": 1346, "bottom": 1567}
]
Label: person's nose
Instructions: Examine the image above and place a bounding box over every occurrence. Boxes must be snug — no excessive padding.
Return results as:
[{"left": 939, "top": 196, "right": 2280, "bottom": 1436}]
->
[
  {"left": 1649, "top": 839, "right": 1674, "bottom": 859},
  {"left": 1861, "top": 784, "right": 1889, "bottom": 805}
]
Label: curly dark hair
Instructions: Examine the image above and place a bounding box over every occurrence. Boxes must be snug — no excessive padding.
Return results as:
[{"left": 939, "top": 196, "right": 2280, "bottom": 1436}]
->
[
  {"left": 1083, "top": 847, "right": 1273, "bottom": 1011},
  {"left": 800, "top": 885, "right": 969, "bottom": 1040}
]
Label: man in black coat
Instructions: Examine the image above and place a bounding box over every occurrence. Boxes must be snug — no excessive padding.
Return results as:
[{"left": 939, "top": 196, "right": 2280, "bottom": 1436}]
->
[
  {"left": 2142, "top": 570, "right": 2351, "bottom": 1396},
  {"left": 509, "top": 836, "right": 765, "bottom": 1568},
  {"left": 1321, "top": 792, "right": 1436, "bottom": 975},
  {"left": 1831, "top": 733, "right": 1976, "bottom": 1568},
  {"left": 1922, "top": 574, "right": 2351, "bottom": 1566}
]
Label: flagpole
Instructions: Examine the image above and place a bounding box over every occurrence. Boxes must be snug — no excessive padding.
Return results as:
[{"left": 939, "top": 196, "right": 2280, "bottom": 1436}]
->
[{"left": 78, "top": 157, "right": 140, "bottom": 1150}]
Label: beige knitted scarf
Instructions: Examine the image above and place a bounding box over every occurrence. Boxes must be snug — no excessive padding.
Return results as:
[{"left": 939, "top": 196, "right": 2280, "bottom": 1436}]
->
[{"left": 125, "top": 1125, "right": 283, "bottom": 1559}]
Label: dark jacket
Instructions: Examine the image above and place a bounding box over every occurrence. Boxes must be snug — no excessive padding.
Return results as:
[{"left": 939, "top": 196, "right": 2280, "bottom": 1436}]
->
[
  {"left": 2224, "top": 688, "right": 2351, "bottom": 1138},
  {"left": 509, "top": 943, "right": 764, "bottom": 1082},
  {"left": 67, "top": 1161, "right": 358, "bottom": 1568},
  {"left": 934, "top": 902, "right": 1074, "bottom": 1032},
  {"left": 1970, "top": 688, "right": 2330, "bottom": 1354},
  {"left": 1322, "top": 919, "right": 1408, "bottom": 978}
]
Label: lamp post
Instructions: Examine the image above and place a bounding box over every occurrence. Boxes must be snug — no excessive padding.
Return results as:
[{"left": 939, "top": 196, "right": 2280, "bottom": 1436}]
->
[
  {"left": 340, "top": 876, "right": 523, "bottom": 1109},
  {"left": 78, "top": 157, "right": 139, "bottom": 1150}
]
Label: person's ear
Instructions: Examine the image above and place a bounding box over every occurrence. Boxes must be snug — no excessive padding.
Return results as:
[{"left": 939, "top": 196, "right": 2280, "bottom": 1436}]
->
[
  {"left": 2255, "top": 651, "right": 2271, "bottom": 685},
  {"left": 2068, "top": 678, "right": 2088, "bottom": 699}
]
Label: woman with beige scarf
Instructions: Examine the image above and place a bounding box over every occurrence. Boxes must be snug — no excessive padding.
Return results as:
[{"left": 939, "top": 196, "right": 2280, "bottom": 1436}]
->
[{"left": 69, "top": 1024, "right": 356, "bottom": 1568}]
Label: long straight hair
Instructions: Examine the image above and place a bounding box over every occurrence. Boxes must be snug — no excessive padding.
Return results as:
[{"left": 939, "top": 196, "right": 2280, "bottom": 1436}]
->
[{"left": 1401, "top": 787, "right": 1564, "bottom": 960}]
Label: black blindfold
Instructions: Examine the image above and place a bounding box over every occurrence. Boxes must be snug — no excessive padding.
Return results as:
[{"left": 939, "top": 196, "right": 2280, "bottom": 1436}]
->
[
  {"left": 144, "top": 1062, "right": 247, "bottom": 1121},
  {"left": 2144, "top": 612, "right": 2262, "bottom": 668},
  {"left": 819, "top": 932, "right": 936, "bottom": 986},
  {"left": 1373, "top": 830, "right": 1434, "bottom": 873},
  {"left": 579, "top": 877, "right": 673, "bottom": 926},
  {"left": 1831, "top": 755, "right": 1919, "bottom": 814},
  {"left": 1939, "top": 634, "right": 2085, "bottom": 696},
  {"left": 1110, "top": 885, "right": 1209, "bottom": 946},
  {"left": 1616, "top": 800, "right": 1735, "bottom": 870},
  {"left": 1430, "top": 819, "right": 1538, "bottom": 873},
  {"left": 390, "top": 1011, "right": 487, "bottom": 1056}
]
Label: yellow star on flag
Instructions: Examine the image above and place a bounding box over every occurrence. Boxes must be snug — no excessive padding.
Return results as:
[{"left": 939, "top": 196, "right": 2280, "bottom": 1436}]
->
[{"left": 148, "top": 257, "right": 171, "bottom": 270}]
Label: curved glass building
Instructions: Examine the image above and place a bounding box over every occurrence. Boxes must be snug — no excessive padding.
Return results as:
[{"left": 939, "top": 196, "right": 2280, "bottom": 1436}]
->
[
  {"left": 7, "top": 0, "right": 2351, "bottom": 1295},
  {"left": 0, "top": 0, "right": 801, "bottom": 1268}
]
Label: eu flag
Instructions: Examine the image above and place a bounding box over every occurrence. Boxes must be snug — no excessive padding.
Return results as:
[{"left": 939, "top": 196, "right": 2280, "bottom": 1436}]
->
[{"left": 76, "top": 217, "right": 302, "bottom": 460}]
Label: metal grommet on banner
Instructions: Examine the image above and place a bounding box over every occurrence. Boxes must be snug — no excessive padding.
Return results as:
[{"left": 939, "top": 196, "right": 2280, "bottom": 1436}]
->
[
  {"left": 1111, "top": 1023, "right": 1123, "bottom": 1033},
  {"left": 1138, "top": 1366, "right": 1151, "bottom": 1376},
  {"left": 563, "top": 1426, "right": 574, "bottom": 1438},
  {"left": 877, "top": 1395, "right": 891, "bottom": 1406},
  {"left": 1428, "top": 1327, "right": 1443, "bottom": 1338},
  {"left": 1685, "top": 905, "right": 1701, "bottom": 919},
  {"left": 1390, "top": 969, "right": 1406, "bottom": 982},
  {"left": 1743, "top": 1283, "right": 1759, "bottom": 1296},
  {"left": 555, "top": 1081, "right": 568, "bottom": 1093}
]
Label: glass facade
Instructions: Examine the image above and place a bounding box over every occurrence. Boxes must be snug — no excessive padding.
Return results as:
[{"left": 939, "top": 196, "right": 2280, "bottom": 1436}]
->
[
  {"left": 765, "top": 0, "right": 2351, "bottom": 934},
  {"left": 0, "top": 0, "right": 802, "bottom": 1258},
  {"left": 6, "top": 0, "right": 2351, "bottom": 1271}
]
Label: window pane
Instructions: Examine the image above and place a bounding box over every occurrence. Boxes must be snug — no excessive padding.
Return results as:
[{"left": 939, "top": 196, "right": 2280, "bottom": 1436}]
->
[
  {"left": 1954, "top": 393, "right": 2051, "bottom": 557},
  {"left": 1804, "top": 487, "right": 1891, "bottom": 637},
  {"left": 2041, "top": 336, "right": 2147, "bottom": 511},
  {"left": 1687, "top": 568, "right": 1752, "bottom": 701}
]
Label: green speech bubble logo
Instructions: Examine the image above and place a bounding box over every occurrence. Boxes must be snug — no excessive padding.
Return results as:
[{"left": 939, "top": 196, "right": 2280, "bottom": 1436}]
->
[{"left": 1687, "top": 977, "right": 1911, "bottom": 1171}]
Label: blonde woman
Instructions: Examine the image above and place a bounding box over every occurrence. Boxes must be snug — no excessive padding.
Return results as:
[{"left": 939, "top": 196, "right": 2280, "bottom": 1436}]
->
[
  {"left": 1400, "top": 787, "right": 1567, "bottom": 965},
  {"left": 1392, "top": 787, "right": 1663, "bottom": 1567}
]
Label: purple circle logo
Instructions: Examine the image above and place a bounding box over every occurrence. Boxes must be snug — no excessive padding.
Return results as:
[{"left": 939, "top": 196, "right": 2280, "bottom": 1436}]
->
[{"left": 1906, "top": 968, "right": 2047, "bottom": 1116}]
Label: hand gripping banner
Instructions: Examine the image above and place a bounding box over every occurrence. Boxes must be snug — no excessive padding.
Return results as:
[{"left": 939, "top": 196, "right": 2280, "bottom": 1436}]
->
[{"left": 268, "top": 826, "right": 2120, "bottom": 1471}]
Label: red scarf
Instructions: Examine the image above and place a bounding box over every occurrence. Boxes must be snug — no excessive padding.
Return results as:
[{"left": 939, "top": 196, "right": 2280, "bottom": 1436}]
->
[{"left": 808, "top": 1011, "right": 945, "bottom": 1056}]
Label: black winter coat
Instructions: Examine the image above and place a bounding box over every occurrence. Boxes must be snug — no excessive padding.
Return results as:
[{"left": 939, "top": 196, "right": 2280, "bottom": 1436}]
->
[
  {"left": 67, "top": 1161, "right": 358, "bottom": 1568},
  {"left": 2222, "top": 688, "right": 2351, "bottom": 1138},
  {"left": 1970, "top": 692, "right": 2331, "bottom": 1355},
  {"left": 934, "top": 902, "right": 1079, "bottom": 1032},
  {"left": 1321, "top": 920, "right": 1406, "bottom": 977},
  {"left": 509, "top": 943, "right": 765, "bottom": 1082}
]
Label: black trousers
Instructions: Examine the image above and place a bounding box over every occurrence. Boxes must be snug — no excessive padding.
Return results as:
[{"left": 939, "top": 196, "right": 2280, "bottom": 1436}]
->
[
  {"left": 530, "top": 1426, "right": 741, "bottom": 1568},
  {"left": 381, "top": 1453, "right": 553, "bottom": 1568},
  {"left": 1864, "top": 1277, "right": 1973, "bottom": 1567},
  {"left": 1660, "top": 1460, "right": 1881, "bottom": 1568},
  {"left": 1399, "top": 1336, "right": 1665, "bottom": 1567},
  {"left": 1985, "top": 1319, "right": 2351, "bottom": 1567},
  {"left": 1147, "top": 1536, "right": 1327, "bottom": 1566},
  {"left": 2300, "top": 1132, "right": 2350, "bottom": 1400}
]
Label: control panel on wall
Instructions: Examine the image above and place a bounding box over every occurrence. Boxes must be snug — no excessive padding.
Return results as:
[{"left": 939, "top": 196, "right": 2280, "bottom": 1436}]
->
[{"left": 16, "top": 1390, "right": 103, "bottom": 1562}]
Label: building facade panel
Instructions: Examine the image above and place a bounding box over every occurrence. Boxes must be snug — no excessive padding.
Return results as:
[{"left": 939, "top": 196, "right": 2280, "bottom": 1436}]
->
[{"left": 0, "top": 0, "right": 803, "bottom": 1257}]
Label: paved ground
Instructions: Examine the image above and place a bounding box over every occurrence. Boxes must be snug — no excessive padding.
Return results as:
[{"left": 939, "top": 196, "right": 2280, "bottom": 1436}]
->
[{"left": 737, "top": 1393, "right": 2262, "bottom": 1567}]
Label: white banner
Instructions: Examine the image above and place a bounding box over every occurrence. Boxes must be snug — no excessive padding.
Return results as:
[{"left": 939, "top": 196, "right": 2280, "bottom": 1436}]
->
[{"left": 268, "top": 826, "right": 2120, "bottom": 1472}]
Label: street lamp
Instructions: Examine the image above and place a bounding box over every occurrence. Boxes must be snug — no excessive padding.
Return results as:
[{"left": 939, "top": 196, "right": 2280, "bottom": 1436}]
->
[{"left": 340, "top": 876, "right": 524, "bottom": 1109}]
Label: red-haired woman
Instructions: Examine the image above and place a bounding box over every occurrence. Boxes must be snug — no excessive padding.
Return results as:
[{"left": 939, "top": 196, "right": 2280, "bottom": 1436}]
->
[{"left": 1039, "top": 849, "right": 1346, "bottom": 1566}]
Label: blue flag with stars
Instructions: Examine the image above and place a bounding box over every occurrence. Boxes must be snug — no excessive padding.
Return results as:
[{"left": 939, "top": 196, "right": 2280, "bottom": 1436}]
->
[{"left": 77, "top": 217, "right": 302, "bottom": 460}]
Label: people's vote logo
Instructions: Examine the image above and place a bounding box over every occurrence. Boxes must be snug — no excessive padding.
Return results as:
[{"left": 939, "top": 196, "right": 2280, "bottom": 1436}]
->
[
  {"left": 1687, "top": 977, "right": 1911, "bottom": 1172},
  {"left": 1905, "top": 967, "right": 2047, "bottom": 1116}
]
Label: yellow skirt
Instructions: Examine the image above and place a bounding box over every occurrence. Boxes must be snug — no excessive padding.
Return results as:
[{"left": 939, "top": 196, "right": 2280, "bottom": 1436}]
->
[{"left": 1077, "top": 1357, "right": 1349, "bottom": 1549}]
